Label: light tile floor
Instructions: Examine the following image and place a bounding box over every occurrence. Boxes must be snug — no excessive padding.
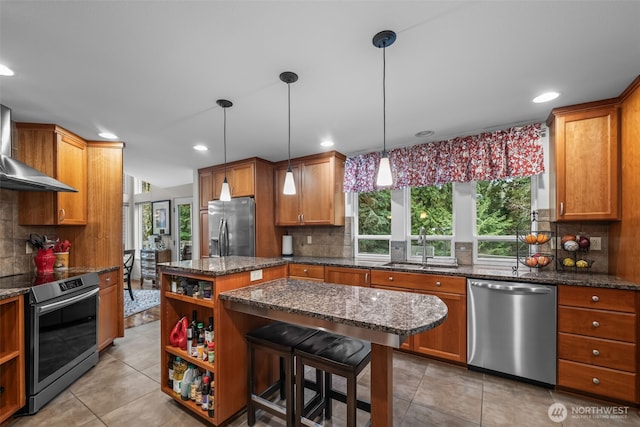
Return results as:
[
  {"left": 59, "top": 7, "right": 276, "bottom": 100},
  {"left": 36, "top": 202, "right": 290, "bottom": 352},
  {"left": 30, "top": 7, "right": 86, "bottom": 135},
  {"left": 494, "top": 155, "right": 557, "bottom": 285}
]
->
[{"left": 9, "top": 320, "right": 640, "bottom": 426}]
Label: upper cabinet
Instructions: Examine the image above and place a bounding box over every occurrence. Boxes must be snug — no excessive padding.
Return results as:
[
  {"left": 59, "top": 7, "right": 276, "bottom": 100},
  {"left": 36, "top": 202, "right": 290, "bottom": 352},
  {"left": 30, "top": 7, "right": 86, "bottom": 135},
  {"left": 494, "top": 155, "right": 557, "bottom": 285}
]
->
[
  {"left": 198, "top": 158, "right": 280, "bottom": 258},
  {"left": 16, "top": 123, "right": 88, "bottom": 225},
  {"left": 198, "top": 159, "right": 256, "bottom": 209},
  {"left": 547, "top": 100, "right": 620, "bottom": 221},
  {"left": 275, "top": 151, "right": 345, "bottom": 226}
]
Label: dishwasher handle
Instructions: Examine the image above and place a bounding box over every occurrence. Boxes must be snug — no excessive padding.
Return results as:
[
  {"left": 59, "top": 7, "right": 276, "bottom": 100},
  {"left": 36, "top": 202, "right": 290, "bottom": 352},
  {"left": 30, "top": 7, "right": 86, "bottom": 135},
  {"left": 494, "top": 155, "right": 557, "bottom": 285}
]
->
[{"left": 469, "top": 280, "right": 552, "bottom": 294}]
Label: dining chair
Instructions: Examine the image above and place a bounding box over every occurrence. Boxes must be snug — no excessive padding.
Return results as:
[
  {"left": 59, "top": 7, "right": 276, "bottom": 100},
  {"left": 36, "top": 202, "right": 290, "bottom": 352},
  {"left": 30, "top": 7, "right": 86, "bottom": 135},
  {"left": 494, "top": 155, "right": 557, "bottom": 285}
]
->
[{"left": 123, "top": 249, "right": 135, "bottom": 300}]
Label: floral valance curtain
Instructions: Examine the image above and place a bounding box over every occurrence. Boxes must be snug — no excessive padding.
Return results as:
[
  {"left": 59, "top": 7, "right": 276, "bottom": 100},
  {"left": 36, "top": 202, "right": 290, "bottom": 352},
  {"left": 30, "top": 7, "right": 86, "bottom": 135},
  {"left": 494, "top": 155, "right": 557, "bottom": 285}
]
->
[{"left": 344, "top": 123, "right": 544, "bottom": 193}]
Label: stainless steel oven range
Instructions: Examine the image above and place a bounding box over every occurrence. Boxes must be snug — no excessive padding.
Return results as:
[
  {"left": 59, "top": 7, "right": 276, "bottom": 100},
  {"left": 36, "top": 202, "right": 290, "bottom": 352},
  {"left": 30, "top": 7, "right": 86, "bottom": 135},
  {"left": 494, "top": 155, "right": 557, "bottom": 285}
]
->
[{"left": 23, "top": 272, "right": 100, "bottom": 414}]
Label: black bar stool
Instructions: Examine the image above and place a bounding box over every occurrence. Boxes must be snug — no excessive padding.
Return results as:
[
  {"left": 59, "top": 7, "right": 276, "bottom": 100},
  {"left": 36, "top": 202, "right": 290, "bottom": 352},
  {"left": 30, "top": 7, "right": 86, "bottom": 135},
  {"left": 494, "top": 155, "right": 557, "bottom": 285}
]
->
[
  {"left": 294, "top": 331, "right": 372, "bottom": 427},
  {"left": 246, "top": 322, "right": 323, "bottom": 426}
]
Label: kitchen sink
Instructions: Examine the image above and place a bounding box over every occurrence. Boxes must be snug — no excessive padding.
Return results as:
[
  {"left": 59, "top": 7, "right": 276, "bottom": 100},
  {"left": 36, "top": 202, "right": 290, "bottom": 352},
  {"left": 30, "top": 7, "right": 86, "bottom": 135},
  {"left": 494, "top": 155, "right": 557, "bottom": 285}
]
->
[{"left": 382, "top": 261, "right": 459, "bottom": 270}]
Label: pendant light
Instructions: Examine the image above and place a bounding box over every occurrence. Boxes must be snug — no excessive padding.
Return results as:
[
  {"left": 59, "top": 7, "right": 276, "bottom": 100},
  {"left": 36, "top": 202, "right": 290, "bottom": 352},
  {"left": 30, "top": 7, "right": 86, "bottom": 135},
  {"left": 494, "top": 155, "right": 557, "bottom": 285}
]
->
[
  {"left": 280, "top": 71, "right": 298, "bottom": 195},
  {"left": 373, "top": 30, "right": 396, "bottom": 187},
  {"left": 217, "top": 99, "right": 233, "bottom": 201}
]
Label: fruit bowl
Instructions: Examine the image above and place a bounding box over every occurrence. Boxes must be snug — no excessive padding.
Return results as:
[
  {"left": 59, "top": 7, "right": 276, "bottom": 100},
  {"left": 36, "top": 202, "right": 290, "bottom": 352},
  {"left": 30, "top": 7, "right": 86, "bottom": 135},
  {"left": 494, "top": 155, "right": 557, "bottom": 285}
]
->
[
  {"left": 519, "top": 231, "right": 552, "bottom": 245},
  {"left": 520, "top": 253, "right": 554, "bottom": 268},
  {"left": 559, "top": 257, "right": 595, "bottom": 271}
]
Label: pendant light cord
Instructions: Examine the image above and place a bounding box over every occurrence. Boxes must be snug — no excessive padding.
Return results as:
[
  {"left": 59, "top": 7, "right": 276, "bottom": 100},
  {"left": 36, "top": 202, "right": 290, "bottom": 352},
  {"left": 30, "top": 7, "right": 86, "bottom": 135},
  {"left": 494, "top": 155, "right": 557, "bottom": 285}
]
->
[
  {"left": 287, "top": 82, "right": 292, "bottom": 169},
  {"left": 382, "top": 43, "right": 387, "bottom": 154},
  {"left": 223, "top": 107, "right": 227, "bottom": 177}
]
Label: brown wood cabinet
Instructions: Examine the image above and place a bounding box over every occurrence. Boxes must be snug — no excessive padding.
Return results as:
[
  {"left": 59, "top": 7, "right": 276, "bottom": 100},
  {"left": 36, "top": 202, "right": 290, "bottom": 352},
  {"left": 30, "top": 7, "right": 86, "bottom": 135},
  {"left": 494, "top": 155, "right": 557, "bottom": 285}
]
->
[
  {"left": 64, "top": 141, "right": 125, "bottom": 344},
  {"left": 199, "top": 159, "right": 257, "bottom": 207},
  {"left": 370, "top": 270, "right": 466, "bottom": 363},
  {"left": 198, "top": 158, "right": 280, "bottom": 258},
  {"left": 557, "top": 285, "right": 638, "bottom": 403},
  {"left": 159, "top": 265, "right": 287, "bottom": 425},
  {"left": 16, "top": 123, "right": 88, "bottom": 225},
  {"left": 275, "top": 151, "right": 345, "bottom": 226},
  {"left": 547, "top": 100, "right": 620, "bottom": 221},
  {"left": 324, "top": 266, "right": 370, "bottom": 287},
  {"left": 0, "top": 295, "right": 26, "bottom": 424},
  {"left": 98, "top": 270, "right": 119, "bottom": 351},
  {"left": 288, "top": 263, "right": 325, "bottom": 281}
]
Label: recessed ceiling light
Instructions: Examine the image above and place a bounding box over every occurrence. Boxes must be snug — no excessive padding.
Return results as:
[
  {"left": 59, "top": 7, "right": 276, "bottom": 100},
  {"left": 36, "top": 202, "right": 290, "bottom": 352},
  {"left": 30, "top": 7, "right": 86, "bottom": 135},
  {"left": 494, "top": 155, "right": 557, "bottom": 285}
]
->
[
  {"left": 193, "top": 144, "right": 208, "bottom": 151},
  {"left": 320, "top": 140, "right": 334, "bottom": 147},
  {"left": 0, "top": 64, "right": 14, "bottom": 76},
  {"left": 98, "top": 132, "right": 118, "bottom": 139},
  {"left": 533, "top": 91, "right": 560, "bottom": 103},
  {"left": 415, "top": 130, "right": 435, "bottom": 138}
]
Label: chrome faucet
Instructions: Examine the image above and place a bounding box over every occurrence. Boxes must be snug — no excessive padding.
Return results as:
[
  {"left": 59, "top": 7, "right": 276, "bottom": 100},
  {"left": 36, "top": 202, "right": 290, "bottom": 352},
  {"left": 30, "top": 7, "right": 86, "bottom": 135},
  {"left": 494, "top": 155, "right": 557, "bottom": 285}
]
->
[{"left": 418, "top": 226, "right": 427, "bottom": 265}]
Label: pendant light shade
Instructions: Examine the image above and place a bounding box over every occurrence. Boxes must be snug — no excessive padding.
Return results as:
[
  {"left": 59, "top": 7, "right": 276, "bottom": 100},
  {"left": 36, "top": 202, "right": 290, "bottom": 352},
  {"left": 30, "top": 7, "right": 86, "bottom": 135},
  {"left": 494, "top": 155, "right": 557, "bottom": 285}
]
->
[
  {"left": 217, "top": 99, "right": 233, "bottom": 202},
  {"left": 280, "top": 71, "right": 298, "bottom": 195},
  {"left": 373, "top": 30, "right": 396, "bottom": 188}
]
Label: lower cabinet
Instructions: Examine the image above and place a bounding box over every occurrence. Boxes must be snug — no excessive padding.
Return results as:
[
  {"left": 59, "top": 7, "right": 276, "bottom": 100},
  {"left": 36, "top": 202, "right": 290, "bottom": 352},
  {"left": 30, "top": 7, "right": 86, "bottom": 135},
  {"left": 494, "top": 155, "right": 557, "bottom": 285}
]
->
[
  {"left": 371, "top": 270, "right": 467, "bottom": 363},
  {"left": 159, "top": 264, "right": 287, "bottom": 425},
  {"left": 288, "top": 263, "right": 325, "bottom": 281},
  {"left": 0, "top": 295, "right": 26, "bottom": 424},
  {"left": 98, "top": 270, "right": 119, "bottom": 351},
  {"left": 324, "top": 266, "right": 370, "bottom": 287},
  {"left": 557, "top": 285, "right": 638, "bottom": 403}
]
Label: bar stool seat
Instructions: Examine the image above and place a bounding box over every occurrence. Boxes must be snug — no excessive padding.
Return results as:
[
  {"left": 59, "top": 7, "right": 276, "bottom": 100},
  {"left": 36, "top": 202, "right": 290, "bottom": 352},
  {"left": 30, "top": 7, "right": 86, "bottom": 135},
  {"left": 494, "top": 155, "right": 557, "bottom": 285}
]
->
[
  {"left": 246, "top": 322, "right": 323, "bottom": 426},
  {"left": 294, "top": 331, "right": 372, "bottom": 427}
]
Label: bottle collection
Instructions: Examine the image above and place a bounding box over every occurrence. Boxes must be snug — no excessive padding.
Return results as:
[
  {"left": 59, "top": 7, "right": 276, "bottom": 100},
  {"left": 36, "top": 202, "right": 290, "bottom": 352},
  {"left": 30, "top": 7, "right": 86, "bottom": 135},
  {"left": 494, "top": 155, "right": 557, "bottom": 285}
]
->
[
  {"left": 168, "top": 355, "right": 215, "bottom": 417},
  {"left": 185, "top": 310, "right": 215, "bottom": 363}
]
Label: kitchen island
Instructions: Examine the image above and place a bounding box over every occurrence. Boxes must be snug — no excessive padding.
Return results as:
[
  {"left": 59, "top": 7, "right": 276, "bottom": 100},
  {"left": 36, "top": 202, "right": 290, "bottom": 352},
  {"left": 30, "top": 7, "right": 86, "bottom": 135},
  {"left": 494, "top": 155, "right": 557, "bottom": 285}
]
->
[{"left": 158, "top": 257, "right": 448, "bottom": 426}]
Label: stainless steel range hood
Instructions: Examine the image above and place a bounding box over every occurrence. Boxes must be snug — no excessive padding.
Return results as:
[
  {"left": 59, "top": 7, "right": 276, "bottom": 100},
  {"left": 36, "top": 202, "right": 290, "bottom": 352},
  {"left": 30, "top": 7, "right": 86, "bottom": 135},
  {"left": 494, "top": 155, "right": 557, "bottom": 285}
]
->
[{"left": 0, "top": 104, "right": 77, "bottom": 192}]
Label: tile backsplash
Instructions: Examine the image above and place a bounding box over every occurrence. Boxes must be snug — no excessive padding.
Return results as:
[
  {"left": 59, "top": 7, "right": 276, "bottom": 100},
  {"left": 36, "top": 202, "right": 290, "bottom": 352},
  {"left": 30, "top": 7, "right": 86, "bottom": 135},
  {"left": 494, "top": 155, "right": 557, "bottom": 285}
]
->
[
  {"left": 0, "top": 189, "right": 57, "bottom": 277},
  {"left": 285, "top": 217, "right": 354, "bottom": 258}
]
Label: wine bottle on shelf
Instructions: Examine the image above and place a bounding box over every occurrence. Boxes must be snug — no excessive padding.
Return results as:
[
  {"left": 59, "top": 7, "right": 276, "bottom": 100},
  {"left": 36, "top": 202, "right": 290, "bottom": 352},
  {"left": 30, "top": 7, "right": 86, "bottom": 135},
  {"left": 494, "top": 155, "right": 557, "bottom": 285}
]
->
[
  {"left": 208, "top": 383, "right": 215, "bottom": 417},
  {"left": 201, "top": 375, "right": 210, "bottom": 411},
  {"left": 197, "top": 322, "right": 205, "bottom": 359},
  {"left": 205, "top": 316, "right": 214, "bottom": 343},
  {"left": 190, "top": 310, "right": 198, "bottom": 332}
]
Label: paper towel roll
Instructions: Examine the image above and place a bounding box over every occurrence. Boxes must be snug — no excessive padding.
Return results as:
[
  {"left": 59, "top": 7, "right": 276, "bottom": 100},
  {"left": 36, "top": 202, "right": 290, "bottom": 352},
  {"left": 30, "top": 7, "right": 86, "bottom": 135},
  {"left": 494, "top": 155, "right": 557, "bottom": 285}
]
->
[{"left": 282, "top": 235, "right": 293, "bottom": 257}]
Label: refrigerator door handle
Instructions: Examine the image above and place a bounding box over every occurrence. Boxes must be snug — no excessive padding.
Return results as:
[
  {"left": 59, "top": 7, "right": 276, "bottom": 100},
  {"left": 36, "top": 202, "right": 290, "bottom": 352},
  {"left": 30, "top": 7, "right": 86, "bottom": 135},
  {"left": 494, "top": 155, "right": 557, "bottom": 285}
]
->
[{"left": 219, "top": 218, "right": 229, "bottom": 256}]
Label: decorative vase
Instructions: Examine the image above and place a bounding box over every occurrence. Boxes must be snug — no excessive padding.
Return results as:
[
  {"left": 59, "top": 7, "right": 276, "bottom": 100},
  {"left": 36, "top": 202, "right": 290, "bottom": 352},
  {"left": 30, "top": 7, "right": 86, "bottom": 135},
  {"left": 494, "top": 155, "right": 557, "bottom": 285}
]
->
[
  {"left": 54, "top": 252, "right": 69, "bottom": 269},
  {"left": 35, "top": 248, "right": 56, "bottom": 274}
]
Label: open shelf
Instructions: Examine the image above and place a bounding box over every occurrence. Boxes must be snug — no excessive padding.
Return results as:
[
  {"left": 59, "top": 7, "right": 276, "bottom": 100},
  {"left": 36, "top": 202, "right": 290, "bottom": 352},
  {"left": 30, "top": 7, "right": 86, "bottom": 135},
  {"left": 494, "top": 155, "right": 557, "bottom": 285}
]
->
[
  {"left": 161, "top": 385, "right": 216, "bottom": 424},
  {"left": 165, "top": 345, "right": 215, "bottom": 372},
  {"left": 164, "top": 291, "right": 214, "bottom": 308}
]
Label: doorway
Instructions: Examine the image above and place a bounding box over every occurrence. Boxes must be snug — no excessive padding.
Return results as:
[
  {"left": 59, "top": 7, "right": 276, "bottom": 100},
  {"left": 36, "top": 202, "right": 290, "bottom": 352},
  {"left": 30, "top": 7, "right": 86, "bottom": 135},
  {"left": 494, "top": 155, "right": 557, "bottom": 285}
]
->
[{"left": 174, "top": 197, "right": 193, "bottom": 261}]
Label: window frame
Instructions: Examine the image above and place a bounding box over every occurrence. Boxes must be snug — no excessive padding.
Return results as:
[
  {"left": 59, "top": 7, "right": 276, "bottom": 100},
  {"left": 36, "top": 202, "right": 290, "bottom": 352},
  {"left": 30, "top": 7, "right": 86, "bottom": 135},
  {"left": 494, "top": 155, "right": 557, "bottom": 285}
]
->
[{"left": 353, "top": 190, "right": 392, "bottom": 260}]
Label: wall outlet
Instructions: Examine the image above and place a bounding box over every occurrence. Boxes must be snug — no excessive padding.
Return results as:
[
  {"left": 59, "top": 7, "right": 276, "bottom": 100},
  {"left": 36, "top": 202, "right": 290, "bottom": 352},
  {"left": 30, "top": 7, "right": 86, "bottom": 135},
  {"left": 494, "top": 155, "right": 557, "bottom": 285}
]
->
[
  {"left": 26, "top": 241, "right": 33, "bottom": 254},
  {"left": 307, "top": 235, "right": 312, "bottom": 244},
  {"left": 590, "top": 237, "right": 602, "bottom": 251},
  {"left": 250, "top": 269, "right": 263, "bottom": 281}
]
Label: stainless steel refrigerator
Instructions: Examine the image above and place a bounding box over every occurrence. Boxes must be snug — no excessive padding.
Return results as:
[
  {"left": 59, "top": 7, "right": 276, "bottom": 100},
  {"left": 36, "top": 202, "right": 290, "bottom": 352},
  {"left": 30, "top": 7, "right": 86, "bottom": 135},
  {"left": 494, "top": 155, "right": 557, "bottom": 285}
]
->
[{"left": 208, "top": 197, "right": 255, "bottom": 257}]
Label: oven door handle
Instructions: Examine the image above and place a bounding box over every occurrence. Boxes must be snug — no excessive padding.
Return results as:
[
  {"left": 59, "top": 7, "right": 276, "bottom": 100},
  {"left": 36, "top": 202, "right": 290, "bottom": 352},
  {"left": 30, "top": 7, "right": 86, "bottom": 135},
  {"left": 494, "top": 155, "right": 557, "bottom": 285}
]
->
[{"left": 38, "top": 287, "right": 100, "bottom": 314}]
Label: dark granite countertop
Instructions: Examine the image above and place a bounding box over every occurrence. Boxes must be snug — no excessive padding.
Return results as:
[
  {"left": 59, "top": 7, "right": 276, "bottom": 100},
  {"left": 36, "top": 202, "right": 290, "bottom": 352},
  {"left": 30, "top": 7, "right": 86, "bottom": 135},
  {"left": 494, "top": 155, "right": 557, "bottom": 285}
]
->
[
  {"left": 0, "top": 266, "right": 119, "bottom": 300},
  {"left": 219, "top": 277, "right": 449, "bottom": 339},
  {"left": 287, "top": 256, "right": 640, "bottom": 291},
  {"left": 157, "top": 256, "right": 288, "bottom": 278}
]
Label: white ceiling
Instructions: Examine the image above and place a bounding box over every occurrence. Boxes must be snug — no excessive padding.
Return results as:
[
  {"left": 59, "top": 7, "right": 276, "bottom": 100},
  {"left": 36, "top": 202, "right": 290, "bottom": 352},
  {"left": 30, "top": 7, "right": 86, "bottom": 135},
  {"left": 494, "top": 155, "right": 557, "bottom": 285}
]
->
[{"left": 1, "top": 1, "right": 639, "bottom": 188}]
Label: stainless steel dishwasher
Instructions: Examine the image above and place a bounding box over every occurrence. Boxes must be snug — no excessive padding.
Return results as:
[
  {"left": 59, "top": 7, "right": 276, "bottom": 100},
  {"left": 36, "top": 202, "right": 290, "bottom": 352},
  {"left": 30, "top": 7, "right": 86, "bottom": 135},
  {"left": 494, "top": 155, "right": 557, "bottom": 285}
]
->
[{"left": 467, "top": 279, "right": 556, "bottom": 385}]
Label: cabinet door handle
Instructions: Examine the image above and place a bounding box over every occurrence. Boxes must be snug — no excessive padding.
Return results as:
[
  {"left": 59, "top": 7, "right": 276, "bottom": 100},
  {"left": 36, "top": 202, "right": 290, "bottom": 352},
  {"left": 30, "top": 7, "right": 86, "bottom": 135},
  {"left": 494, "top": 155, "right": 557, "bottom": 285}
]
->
[
  {"left": 592, "top": 349, "right": 600, "bottom": 356},
  {"left": 105, "top": 277, "right": 111, "bottom": 283},
  {"left": 592, "top": 295, "right": 599, "bottom": 302},
  {"left": 300, "top": 213, "right": 304, "bottom": 222},
  {"left": 592, "top": 321, "right": 600, "bottom": 328},
  {"left": 592, "top": 377, "right": 600, "bottom": 385},
  {"left": 365, "top": 273, "right": 369, "bottom": 285},
  {"left": 560, "top": 202, "right": 564, "bottom": 216},
  {"left": 58, "top": 208, "right": 66, "bottom": 222},
  {"left": 435, "top": 281, "right": 441, "bottom": 287}
]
